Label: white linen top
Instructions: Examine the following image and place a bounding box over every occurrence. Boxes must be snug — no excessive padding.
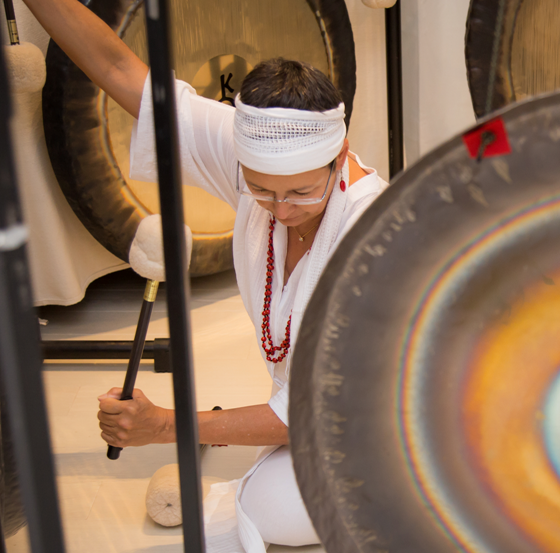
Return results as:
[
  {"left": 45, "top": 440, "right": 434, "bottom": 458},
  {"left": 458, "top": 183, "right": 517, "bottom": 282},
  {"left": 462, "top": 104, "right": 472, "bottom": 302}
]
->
[{"left": 130, "top": 74, "right": 389, "bottom": 426}]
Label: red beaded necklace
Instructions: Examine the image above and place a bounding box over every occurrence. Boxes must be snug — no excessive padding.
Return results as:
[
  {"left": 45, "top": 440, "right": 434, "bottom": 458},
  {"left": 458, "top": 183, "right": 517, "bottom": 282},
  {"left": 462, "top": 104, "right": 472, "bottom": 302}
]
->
[
  {"left": 260, "top": 175, "right": 346, "bottom": 363},
  {"left": 261, "top": 217, "right": 292, "bottom": 363}
]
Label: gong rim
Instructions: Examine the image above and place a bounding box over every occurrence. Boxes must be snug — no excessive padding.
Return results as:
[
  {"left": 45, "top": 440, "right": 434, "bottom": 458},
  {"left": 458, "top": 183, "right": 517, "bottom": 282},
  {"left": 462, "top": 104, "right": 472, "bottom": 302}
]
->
[
  {"left": 289, "top": 90, "right": 560, "bottom": 553},
  {"left": 465, "top": 0, "right": 524, "bottom": 118},
  {"left": 465, "top": 0, "right": 560, "bottom": 118},
  {"left": 42, "top": 0, "right": 356, "bottom": 276}
]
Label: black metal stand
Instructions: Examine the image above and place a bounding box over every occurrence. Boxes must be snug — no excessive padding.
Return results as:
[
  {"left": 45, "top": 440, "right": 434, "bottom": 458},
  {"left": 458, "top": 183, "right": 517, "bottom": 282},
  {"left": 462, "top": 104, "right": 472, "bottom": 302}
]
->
[
  {"left": 385, "top": 0, "right": 404, "bottom": 179},
  {"left": 144, "top": 0, "right": 205, "bottom": 550},
  {"left": 41, "top": 279, "right": 172, "bottom": 373},
  {"left": 0, "top": 512, "right": 6, "bottom": 553},
  {"left": 42, "top": 339, "right": 171, "bottom": 372},
  {"left": 0, "top": 38, "right": 66, "bottom": 553}
]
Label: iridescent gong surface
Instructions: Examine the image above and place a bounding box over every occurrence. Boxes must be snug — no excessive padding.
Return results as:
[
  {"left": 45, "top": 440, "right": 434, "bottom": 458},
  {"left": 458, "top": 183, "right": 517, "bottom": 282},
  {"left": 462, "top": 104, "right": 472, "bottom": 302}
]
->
[{"left": 289, "top": 91, "right": 560, "bottom": 552}]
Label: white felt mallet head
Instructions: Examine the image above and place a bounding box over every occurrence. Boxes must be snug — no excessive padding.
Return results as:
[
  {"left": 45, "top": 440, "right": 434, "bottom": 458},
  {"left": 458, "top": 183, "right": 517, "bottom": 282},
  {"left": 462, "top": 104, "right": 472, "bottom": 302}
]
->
[
  {"left": 146, "top": 464, "right": 182, "bottom": 527},
  {"left": 128, "top": 214, "right": 193, "bottom": 282},
  {"left": 2, "top": 42, "right": 46, "bottom": 94},
  {"left": 361, "top": 0, "right": 397, "bottom": 8}
]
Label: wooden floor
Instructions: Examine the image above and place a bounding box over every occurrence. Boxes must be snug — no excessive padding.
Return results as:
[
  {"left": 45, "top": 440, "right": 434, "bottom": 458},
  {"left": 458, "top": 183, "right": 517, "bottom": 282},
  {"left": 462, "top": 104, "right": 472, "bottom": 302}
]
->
[{"left": 6, "top": 269, "right": 324, "bottom": 553}]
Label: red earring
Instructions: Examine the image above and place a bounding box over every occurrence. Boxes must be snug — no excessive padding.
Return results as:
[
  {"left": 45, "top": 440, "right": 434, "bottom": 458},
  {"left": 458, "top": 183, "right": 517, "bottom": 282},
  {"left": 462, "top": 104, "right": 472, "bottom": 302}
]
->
[{"left": 340, "top": 180, "right": 346, "bottom": 192}]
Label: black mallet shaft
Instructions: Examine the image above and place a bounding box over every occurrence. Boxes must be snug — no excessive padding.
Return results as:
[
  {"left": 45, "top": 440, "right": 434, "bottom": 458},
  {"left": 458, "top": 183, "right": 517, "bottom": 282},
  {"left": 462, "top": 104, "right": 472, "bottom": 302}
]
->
[
  {"left": 2, "top": 0, "right": 19, "bottom": 45},
  {"left": 107, "top": 279, "right": 159, "bottom": 460}
]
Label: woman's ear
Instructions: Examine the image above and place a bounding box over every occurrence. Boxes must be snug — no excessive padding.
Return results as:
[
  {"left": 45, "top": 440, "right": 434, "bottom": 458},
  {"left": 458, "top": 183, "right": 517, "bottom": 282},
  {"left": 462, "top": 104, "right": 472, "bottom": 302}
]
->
[{"left": 336, "top": 139, "right": 350, "bottom": 171}]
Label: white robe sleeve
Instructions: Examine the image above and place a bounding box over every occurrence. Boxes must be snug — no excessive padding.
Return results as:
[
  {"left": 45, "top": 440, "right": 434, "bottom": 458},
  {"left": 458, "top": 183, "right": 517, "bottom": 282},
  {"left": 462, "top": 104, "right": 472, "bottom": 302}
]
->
[
  {"left": 268, "top": 383, "right": 289, "bottom": 427},
  {"left": 130, "top": 72, "right": 240, "bottom": 210}
]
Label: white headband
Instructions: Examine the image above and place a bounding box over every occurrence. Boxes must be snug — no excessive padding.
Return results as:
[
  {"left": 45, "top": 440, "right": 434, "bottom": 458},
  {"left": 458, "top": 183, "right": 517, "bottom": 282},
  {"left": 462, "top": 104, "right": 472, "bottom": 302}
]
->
[{"left": 233, "top": 95, "right": 346, "bottom": 175}]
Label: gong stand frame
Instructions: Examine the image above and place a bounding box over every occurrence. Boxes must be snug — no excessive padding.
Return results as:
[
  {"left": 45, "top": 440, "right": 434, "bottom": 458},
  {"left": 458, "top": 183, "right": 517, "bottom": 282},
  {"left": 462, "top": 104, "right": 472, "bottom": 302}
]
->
[
  {"left": 385, "top": 0, "right": 404, "bottom": 179},
  {"left": 0, "top": 519, "right": 5, "bottom": 553},
  {"left": 0, "top": 42, "right": 66, "bottom": 553},
  {"left": 143, "top": 0, "right": 205, "bottom": 549},
  {"left": 41, "top": 337, "right": 172, "bottom": 372}
]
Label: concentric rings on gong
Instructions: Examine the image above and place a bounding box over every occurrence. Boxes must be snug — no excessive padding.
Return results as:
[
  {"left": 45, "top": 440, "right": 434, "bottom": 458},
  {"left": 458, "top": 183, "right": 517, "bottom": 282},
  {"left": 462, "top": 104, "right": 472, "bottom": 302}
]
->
[
  {"left": 400, "top": 195, "right": 560, "bottom": 553},
  {"left": 289, "top": 90, "right": 560, "bottom": 553}
]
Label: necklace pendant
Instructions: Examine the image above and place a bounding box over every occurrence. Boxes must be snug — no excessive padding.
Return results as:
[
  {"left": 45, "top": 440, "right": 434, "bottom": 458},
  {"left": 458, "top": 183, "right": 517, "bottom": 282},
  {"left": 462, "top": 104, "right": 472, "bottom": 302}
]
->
[{"left": 299, "top": 236, "right": 304, "bottom": 242}]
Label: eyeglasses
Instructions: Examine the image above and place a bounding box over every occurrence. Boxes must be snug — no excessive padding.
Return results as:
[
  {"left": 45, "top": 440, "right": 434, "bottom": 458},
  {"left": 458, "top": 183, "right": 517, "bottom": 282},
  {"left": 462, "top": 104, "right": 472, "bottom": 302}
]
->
[{"left": 235, "top": 161, "right": 335, "bottom": 205}]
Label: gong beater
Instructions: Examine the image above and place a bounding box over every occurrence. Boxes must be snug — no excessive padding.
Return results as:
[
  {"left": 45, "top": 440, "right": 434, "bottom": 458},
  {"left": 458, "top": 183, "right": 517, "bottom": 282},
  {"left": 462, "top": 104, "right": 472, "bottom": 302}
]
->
[{"left": 289, "top": 90, "right": 560, "bottom": 553}]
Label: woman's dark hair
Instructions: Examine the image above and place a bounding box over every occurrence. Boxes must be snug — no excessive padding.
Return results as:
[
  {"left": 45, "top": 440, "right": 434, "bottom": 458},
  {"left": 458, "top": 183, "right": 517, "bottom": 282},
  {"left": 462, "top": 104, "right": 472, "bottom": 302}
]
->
[{"left": 240, "top": 58, "right": 343, "bottom": 112}]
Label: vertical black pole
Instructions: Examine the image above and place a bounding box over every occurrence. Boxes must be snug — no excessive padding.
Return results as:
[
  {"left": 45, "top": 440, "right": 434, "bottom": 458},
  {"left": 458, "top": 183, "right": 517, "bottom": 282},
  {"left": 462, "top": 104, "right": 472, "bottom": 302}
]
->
[
  {"left": 0, "top": 37, "right": 66, "bottom": 553},
  {"left": 0, "top": 514, "right": 6, "bottom": 553},
  {"left": 385, "top": 0, "right": 404, "bottom": 179},
  {"left": 143, "top": 1, "right": 205, "bottom": 552}
]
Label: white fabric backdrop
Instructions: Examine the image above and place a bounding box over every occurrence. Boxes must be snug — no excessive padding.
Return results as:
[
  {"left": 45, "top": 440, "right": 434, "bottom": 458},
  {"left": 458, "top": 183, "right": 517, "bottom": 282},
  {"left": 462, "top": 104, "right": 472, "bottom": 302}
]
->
[
  {"left": 401, "top": 0, "right": 476, "bottom": 165},
  {"left": 344, "top": 0, "right": 478, "bottom": 174},
  {"left": 345, "top": 0, "right": 390, "bottom": 181},
  {"left": 1, "top": 0, "right": 127, "bottom": 307}
]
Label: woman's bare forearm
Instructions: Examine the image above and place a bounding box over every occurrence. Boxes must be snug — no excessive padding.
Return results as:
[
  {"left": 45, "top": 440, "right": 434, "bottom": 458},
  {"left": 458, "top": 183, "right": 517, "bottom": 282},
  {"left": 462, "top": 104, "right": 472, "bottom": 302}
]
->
[
  {"left": 23, "top": 0, "right": 148, "bottom": 117},
  {"left": 99, "top": 388, "right": 288, "bottom": 448},
  {"left": 198, "top": 404, "right": 289, "bottom": 446},
  {"left": 161, "top": 405, "right": 289, "bottom": 446}
]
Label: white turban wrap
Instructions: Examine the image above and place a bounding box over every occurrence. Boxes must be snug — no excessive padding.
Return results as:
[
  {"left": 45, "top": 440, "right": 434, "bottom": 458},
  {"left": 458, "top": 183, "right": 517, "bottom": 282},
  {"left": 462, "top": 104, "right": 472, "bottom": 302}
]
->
[{"left": 233, "top": 95, "right": 346, "bottom": 175}]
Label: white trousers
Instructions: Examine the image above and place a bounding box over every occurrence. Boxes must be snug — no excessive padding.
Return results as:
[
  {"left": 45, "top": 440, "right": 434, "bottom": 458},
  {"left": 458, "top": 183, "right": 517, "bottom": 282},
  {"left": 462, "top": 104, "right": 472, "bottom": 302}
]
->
[{"left": 239, "top": 445, "right": 320, "bottom": 548}]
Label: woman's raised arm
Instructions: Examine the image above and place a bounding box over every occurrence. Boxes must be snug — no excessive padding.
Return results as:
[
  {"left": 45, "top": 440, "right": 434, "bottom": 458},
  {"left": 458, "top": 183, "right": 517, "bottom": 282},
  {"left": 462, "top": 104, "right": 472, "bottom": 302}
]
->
[{"left": 23, "top": 0, "right": 148, "bottom": 118}]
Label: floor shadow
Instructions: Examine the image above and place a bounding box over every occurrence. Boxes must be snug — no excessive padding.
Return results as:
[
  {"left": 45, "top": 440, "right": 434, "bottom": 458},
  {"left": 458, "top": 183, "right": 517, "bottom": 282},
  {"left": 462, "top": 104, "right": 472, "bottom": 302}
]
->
[
  {"left": 126, "top": 546, "right": 183, "bottom": 553},
  {"left": 54, "top": 447, "right": 179, "bottom": 480},
  {"left": 38, "top": 269, "right": 240, "bottom": 336},
  {"left": 142, "top": 513, "right": 183, "bottom": 537}
]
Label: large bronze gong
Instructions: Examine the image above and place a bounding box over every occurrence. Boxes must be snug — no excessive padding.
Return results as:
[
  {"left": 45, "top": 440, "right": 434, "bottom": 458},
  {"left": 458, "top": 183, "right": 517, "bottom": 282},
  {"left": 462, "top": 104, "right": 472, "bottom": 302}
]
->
[
  {"left": 289, "top": 91, "right": 560, "bottom": 552},
  {"left": 42, "top": 0, "right": 356, "bottom": 276},
  {"left": 466, "top": 0, "right": 560, "bottom": 117}
]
